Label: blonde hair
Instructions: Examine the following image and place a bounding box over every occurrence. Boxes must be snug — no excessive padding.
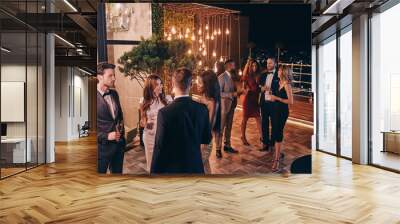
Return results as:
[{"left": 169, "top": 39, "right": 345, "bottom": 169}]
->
[{"left": 278, "top": 64, "right": 292, "bottom": 84}]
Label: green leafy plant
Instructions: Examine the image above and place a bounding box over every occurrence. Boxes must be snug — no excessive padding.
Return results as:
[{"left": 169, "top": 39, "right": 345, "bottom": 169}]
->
[{"left": 117, "top": 35, "right": 197, "bottom": 90}]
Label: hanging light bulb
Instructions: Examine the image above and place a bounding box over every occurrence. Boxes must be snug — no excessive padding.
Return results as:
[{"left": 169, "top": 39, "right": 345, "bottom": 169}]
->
[
  {"left": 205, "top": 24, "right": 209, "bottom": 30},
  {"left": 167, "top": 36, "right": 172, "bottom": 41},
  {"left": 178, "top": 33, "right": 183, "bottom": 39},
  {"left": 226, "top": 29, "right": 230, "bottom": 34},
  {"left": 239, "top": 70, "right": 243, "bottom": 76},
  {"left": 184, "top": 33, "right": 189, "bottom": 38},
  {"left": 191, "top": 35, "right": 196, "bottom": 41},
  {"left": 199, "top": 39, "right": 203, "bottom": 43},
  {"left": 202, "top": 43, "right": 206, "bottom": 48},
  {"left": 198, "top": 60, "right": 202, "bottom": 66},
  {"left": 214, "top": 30, "right": 217, "bottom": 35},
  {"left": 198, "top": 29, "right": 202, "bottom": 35},
  {"left": 206, "top": 34, "right": 209, "bottom": 40},
  {"left": 171, "top": 26, "right": 176, "bottom": 34},
  {"left": 188, "top": 49, "right": 192, "bottom": 54},
  {"left": 202, "top": 50, "right": 207, "bottom": 56},
  {"left": 218, "top": 29, "right": 221, "bottom": 35},
  {"left": 186, "top": 28, "right": 190, "bottom": 33},
  {"left": 199, "top": 47, "right": 202, "bottom": 51},
  {"left": 212, "top": 51, "right": 216, "bottom": 57},
  {"left": 219, "top": 56, "right": 223, "bottom": 62},
  {"left": 211, "top": 35, "right": 214, "bottom": 40}
]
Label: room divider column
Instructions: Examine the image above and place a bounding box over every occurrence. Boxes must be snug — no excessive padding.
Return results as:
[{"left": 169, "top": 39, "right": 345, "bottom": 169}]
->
[{"left": 351, "top": 14, "right": 369, "bottom": 164}]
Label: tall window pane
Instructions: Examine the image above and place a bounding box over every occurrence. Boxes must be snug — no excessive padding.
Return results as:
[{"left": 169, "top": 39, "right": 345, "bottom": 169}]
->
[
  {"left": 317, "top": 35, "right": 337, "bottom": 154},
  {"left": 340, "top": 28, "right": 352, "bottom": 158},
  {"left": 371, "top": 3, "right": 400, "bottom": 171}
]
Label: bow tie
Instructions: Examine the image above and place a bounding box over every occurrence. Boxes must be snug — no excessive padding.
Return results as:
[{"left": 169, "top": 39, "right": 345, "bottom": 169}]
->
[{"left": 103, "top": 91, "right": 111, "bottom": 97}]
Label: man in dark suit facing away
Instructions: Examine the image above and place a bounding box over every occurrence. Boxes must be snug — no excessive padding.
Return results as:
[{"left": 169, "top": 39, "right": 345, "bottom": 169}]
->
[
  {"left": 151, "top": 68, "right": 212, "bottom": 174},
  {"left": 97, "top": 62, "right": 125, "bottom": 174}
]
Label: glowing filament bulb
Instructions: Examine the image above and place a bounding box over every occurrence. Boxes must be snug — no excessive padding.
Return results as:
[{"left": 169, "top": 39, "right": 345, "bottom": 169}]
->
[
  {"left": 205, "top": 24, "right": 209, "bottom": 30},
  {"left": 212, "top": 51, "right": 216, "bottom": 57},
  {"left": 226, "top": 29, "right": 230, "bottom": 34}
]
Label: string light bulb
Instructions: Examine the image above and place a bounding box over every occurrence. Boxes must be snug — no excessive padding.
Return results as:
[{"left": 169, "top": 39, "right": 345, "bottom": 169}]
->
[
  {"left": 198, "top": 29, "right": 202, "bottom": 35},
  {"left": 212, "top": 51, "right": 216, "bottom": 57},
  {"left": 202, "top": 50, "right": 207, "bottom": 56},
  {"left": 198, "top": 60, "right": 202, "bottom": 66},
  {"left": 211, "top": 35, "right": 214, "bottom": 40},
  {"left": 188, "top": 49, "right": 192, "bottom": 54},
  {"left": 191, "top": 35, "right": 195, "bottom": 41},
  {"left": 171, "top": 26, "right": 176, "bottom": 34},
  {"left": 205, "top": 24, "right": 209, "bottom": 30},
  {"left": 226, "top": 29, "right": 230, "bottom": 35},
  {"left": 218, "top": 29, "right": 221, "bottom": 35}
]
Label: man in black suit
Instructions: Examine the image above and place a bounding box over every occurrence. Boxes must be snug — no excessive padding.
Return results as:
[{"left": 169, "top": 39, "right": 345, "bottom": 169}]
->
[
  {"left": 97, "top": 62, "right": 125, "bottom": 174},
  {"left": 151, "top": 68, "right": 212, "bottom": 174},
  {"left": 258, "top": 57, "right": 279, "bottom": 151}
]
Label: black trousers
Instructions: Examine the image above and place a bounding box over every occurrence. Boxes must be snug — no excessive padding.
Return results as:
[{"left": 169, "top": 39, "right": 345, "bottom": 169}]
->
[
  {"left": 260, "top": 101, "right": 275, "bottom": 146},
  {"left": 98, "top": 139, "right": 125, "bottom": 174}
]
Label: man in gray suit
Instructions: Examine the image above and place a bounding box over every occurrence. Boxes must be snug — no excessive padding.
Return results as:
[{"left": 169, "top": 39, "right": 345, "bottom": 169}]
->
[{"left": 218, "top": 59, "right": 239, "bottom": 158}]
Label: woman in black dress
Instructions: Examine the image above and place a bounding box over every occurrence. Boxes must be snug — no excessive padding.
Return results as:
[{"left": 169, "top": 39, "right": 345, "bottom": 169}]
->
[
  {"left": 270, "top": 64, "right": 293, "bottom": 172},
  {"left": 197, "top": 70, "right": 222, "bottom": 171}
]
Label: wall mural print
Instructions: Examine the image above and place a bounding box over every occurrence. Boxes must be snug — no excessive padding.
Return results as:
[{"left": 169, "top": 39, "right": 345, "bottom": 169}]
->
[{"left": 97, "top": 2, "right": 312, "bottom": 175}]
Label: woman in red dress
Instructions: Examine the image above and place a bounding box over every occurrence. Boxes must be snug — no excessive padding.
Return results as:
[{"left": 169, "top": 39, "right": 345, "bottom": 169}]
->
[{"left": 241, "top": 59, "right": 262, "bottom": 146}]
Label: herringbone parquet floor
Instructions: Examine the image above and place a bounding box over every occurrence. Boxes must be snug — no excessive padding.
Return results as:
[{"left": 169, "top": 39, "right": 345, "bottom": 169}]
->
[
  {"left": 1, "top": 134, "right": 400, "bottom": 223},
  {"left": 124, "top": 109, "right": 312, "bottom": 174}
]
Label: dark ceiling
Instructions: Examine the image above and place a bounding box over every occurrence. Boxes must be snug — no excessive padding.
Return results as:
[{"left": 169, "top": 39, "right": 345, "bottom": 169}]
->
[{"left": 0, "top": 0, "right": 98, "bottom": 73}]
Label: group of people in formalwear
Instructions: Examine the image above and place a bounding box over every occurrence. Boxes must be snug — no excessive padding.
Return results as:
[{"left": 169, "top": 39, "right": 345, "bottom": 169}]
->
[{"left": 96, "top": 56, "right": 293, "bottom": 174}]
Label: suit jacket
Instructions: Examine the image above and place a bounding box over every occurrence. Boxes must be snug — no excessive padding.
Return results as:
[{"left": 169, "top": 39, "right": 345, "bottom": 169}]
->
[
  {"left": 97, "top": 89, "right": 125, "bottom": 145},
  {"left": 258, "top": 70, "right": 279, "bottom": 106},
  {"left": 150, "top": 97, "right": 212, "bottom": 174},
  {"left": 218, "top": 71, "right": 236, "bottom": 114}
]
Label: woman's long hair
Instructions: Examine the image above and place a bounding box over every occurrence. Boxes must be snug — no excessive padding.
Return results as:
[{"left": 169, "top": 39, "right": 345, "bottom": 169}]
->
[
  {"left": 198, "top": 70, "right": 221, "bottom": 131},
  {"left": 141, "top": 75, "right": 168, "bottom": 116},
  {"left": 278, "top": 64, "right": 292, "bottom": 84},
  {"left": 248, "top": 59, "right": 260, "bottom": 76}
]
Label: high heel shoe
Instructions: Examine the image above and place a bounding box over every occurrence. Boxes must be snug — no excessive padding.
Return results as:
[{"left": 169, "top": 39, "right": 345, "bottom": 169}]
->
[
  {"left": 271, "top": 159, "right": 280, "bottom": 172},
  {"left": 241, "top": 136, "right": 250, "bottom": 146}
]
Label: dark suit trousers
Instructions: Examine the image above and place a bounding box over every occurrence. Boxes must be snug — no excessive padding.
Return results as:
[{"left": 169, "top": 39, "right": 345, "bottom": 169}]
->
[
  {"left": 222, "top": 98, "right": 237, "bottom": 147},
  {"left": 260, "top": 101, "right": 275, "bottom": 146},
  {"left": 98, "top": 139, "right": 125, "bottom": 174}
]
